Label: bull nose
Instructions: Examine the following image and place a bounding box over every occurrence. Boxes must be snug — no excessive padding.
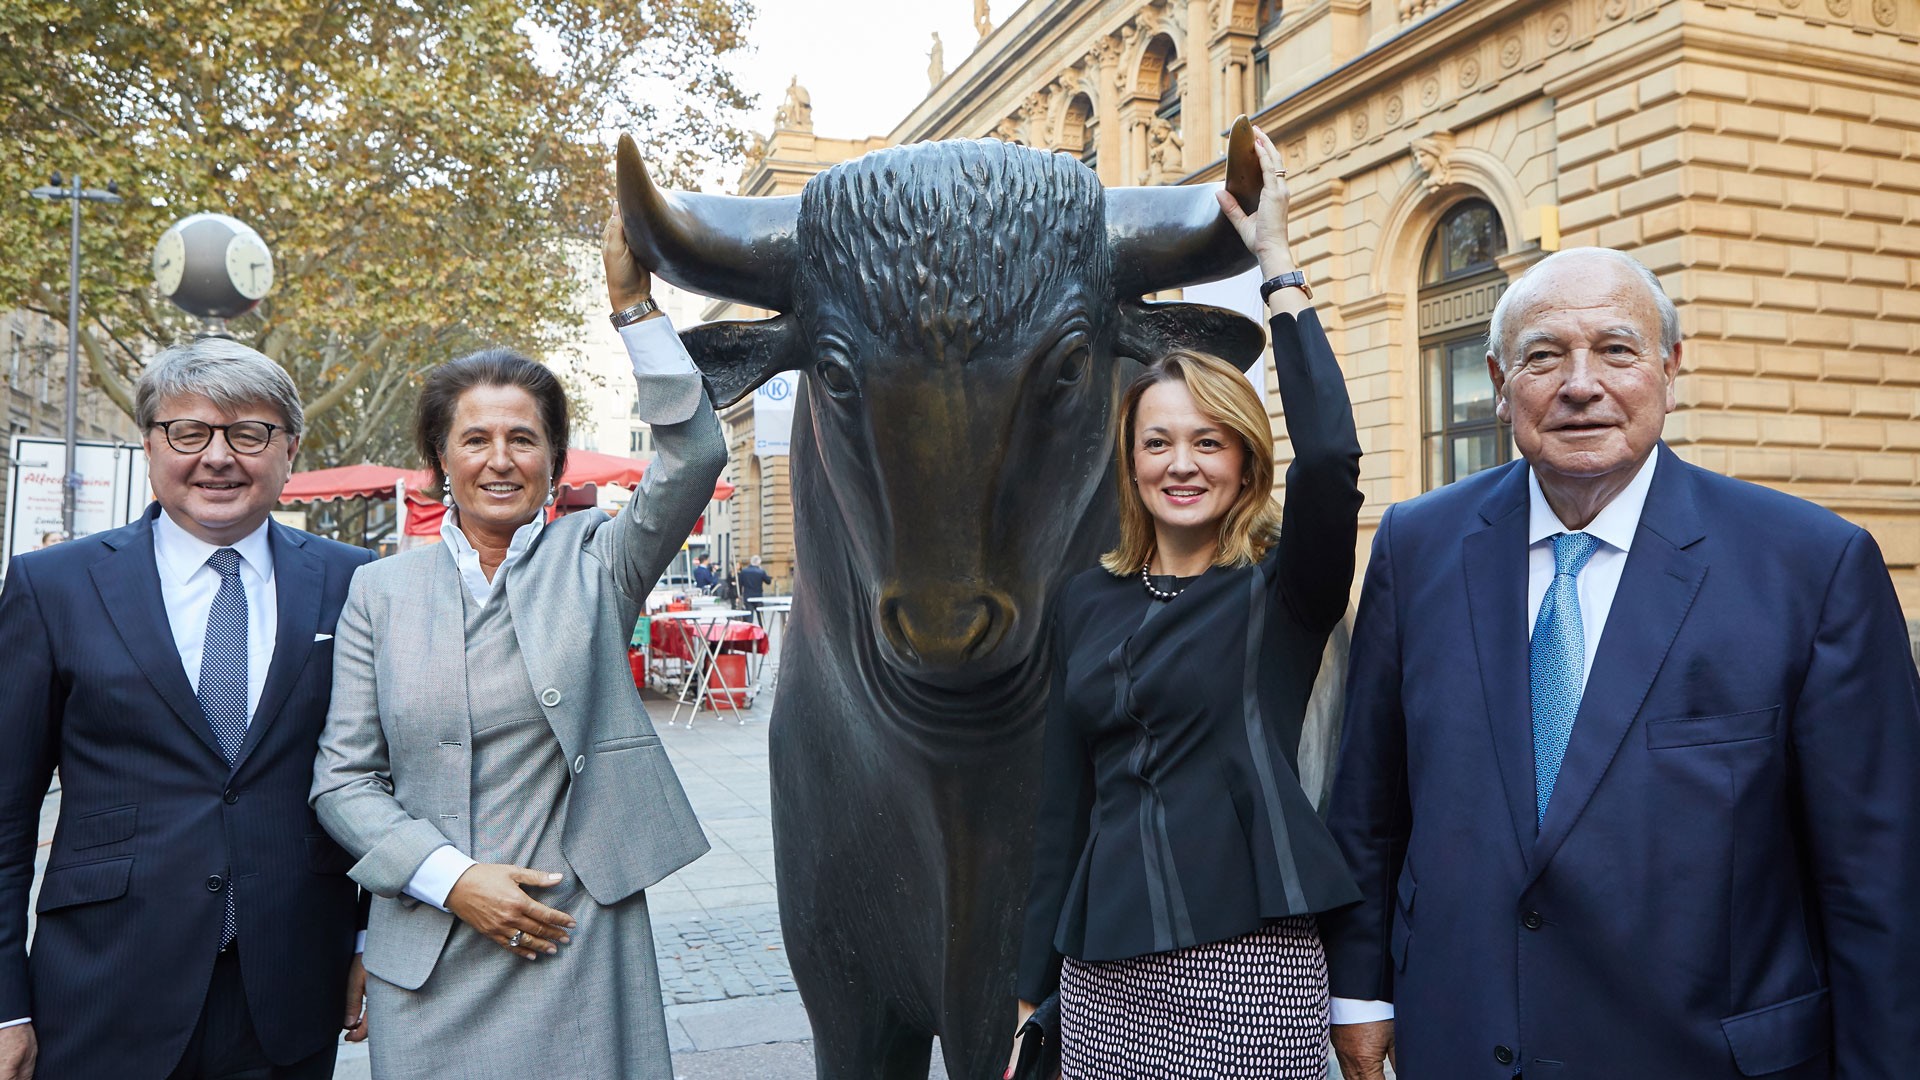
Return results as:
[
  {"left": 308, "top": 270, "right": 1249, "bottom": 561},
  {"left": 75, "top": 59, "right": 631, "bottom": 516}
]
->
[{"left": 878, "top": 590, "right": 1014, "bottom": 671}]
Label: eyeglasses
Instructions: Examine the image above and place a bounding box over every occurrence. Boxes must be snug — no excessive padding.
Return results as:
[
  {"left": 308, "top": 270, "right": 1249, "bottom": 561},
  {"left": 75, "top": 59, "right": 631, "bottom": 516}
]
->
[{"left": 151, "top": 419, "right": 283, "bottom": 456}]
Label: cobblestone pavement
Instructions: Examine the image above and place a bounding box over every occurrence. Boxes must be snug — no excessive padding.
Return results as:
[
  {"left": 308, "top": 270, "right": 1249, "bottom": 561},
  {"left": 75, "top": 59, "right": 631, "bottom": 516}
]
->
[{"left": 654, "top": 902, "right": 796, "bottom": 1005}]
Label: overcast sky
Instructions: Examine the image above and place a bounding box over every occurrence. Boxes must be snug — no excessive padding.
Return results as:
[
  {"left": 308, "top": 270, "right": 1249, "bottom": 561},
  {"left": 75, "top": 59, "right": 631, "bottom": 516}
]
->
[{"left": 728, "top": 0, "right": 1011, "bottom": 147}]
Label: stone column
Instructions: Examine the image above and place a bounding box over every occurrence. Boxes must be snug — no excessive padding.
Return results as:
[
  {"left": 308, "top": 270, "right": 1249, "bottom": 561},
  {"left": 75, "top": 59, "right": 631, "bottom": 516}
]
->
[
  {"left": 1093, "top": 40, "right": 1124, "bottom": 185},
  {"left": 1183, "top": 0, "right": 1213, "bottom": 167}
]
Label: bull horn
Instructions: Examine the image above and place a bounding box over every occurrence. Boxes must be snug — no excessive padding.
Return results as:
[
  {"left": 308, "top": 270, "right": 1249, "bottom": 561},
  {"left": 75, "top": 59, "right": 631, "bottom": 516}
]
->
[
  {"left": 615, "top": 134, "right": 799, "bottom": 312},
  {"left": 1107, "top": 116, "right": 1262, "bottom": 297}
]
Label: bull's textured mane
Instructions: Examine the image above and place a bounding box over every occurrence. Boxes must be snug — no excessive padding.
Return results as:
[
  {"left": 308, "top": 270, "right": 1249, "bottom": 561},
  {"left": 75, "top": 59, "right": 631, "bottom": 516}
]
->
[{"left": 796, "top": 140, "right": 1112, "bottom": 362}]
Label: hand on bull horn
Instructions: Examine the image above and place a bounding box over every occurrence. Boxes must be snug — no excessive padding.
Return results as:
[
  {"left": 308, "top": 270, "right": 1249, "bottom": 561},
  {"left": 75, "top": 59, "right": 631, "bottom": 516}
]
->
[
  {"left": 603, "top": 209, "right": 661, "bottom": 322},
  {"left": 1214, "top": 126, "right": 1310, "bottom": 319}
]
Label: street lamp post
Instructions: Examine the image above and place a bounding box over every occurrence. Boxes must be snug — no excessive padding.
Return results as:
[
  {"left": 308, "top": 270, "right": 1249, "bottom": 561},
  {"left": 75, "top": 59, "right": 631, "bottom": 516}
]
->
[{"left": 29, "top": 173, "right": 122, "bottom": 541}]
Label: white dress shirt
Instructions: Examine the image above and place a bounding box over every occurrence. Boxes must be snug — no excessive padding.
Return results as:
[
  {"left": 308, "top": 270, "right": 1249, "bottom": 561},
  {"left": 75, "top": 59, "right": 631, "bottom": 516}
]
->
[
  {"left": 154, "top": 512, "right": 278, "bottom": 717},
  {"left": 1329, "top": 453, "right": 1660, "bottom": 1027},
  {"left": 401, "top": 311, "right": 698, "bottom": 912},
  {"left": 2, "top": 516, "right": 288, "bottom": 1030}
]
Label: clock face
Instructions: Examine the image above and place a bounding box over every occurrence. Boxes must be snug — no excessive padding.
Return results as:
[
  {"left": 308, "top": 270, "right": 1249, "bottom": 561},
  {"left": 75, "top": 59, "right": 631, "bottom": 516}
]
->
[
  {"left": 224, "top": 230, "right": 274, "bottom": 301},
  {"left": 152, "top": 229, "right": 186, "bottom": 296}
]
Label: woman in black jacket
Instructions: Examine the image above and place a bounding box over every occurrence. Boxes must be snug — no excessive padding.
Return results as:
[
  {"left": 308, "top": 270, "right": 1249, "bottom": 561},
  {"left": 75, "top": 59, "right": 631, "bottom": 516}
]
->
[{"left": 1012, "top": 125, "right": 1362, "bottom": 1078}]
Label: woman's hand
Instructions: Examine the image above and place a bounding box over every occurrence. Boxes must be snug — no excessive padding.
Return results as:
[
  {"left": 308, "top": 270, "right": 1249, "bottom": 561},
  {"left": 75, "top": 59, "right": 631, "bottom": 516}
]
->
[
  {"left": 1214, "top": 125, "right": 1295, "bottom": 278},
  {"left": 603, "top": 210, "right": 654, "bottom": 313},
  {"left": 342, "top": 953, "right": 369, "bottom": 1043},
  {"left": 1005, "top": 998, "right": 1038, "bottom": 1079},
  {"left": 444, "top": 863, "right": 578, "bottom": 960}
]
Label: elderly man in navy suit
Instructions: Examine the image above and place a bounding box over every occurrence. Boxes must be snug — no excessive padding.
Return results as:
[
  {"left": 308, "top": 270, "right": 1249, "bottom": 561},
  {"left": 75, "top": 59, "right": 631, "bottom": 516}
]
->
[
  {"left": 0, "top": 339, "right": 372, "bottom": 1079},
  {"left": 1323, "top": 247, "right": 1920, "bottom": 1078}
]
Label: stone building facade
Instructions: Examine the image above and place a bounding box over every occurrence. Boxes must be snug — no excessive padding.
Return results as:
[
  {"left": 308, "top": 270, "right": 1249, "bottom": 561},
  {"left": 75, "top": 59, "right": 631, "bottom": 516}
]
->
[{"left": 720, "top": 0, "right": 1920, "bottom": 604}]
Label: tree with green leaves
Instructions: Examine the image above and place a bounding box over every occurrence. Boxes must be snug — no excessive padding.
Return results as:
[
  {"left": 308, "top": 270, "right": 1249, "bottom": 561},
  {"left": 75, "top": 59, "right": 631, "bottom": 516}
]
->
[{"left": 1, "top": 0, "right": 753, "bottom": 471}]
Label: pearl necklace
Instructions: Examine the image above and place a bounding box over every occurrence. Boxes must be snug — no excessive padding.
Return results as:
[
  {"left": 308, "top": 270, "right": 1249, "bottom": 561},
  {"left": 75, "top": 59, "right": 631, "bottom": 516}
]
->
[{"left": 1140, "top": 561, "right": 1186, "bottom": 602}]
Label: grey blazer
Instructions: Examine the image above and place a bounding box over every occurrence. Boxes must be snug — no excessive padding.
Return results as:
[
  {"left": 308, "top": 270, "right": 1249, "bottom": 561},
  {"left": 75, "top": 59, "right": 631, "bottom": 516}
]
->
[{"left": 311, "top": 370, "right": 723, "bottom": 991}]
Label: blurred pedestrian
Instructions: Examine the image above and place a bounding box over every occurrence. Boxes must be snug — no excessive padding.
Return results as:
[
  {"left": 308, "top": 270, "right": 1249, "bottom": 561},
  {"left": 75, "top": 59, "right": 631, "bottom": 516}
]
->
[
  {"left": 693, "top": 552, "right": 716, "bottom": 591},
  {"left": 736, "top": 555, "right": 772, "bottom": 602}
]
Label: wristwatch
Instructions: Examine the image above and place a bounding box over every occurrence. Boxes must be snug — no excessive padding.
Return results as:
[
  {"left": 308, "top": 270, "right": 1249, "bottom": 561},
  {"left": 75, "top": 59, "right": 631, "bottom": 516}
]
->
[
  {"left": 1259, "top": 271, "right": 1312, "bottom": 302},
  {"left": 609, "top": 297, "right": 660, "bottom": 328}
]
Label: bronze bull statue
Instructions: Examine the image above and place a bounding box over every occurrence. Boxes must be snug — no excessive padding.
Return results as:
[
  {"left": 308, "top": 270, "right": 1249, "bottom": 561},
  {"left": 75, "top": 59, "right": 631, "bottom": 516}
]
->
[{"left": 616, "top": 120, "right": 1341, "bottom": 1079}]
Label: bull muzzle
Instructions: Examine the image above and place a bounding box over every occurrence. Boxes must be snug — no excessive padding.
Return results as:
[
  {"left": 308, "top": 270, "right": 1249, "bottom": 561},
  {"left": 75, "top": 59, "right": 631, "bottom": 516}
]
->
[{"left": 876, "top": 585, "right": 1019, "bottom": 685}]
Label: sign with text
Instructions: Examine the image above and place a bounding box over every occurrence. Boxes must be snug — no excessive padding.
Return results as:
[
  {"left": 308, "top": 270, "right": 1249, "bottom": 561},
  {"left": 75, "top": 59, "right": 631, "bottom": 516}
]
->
[
  {"left": 5, "top": 437, "right": 149, "bottom": 572},
  {"left": 754, "top": 372, "right": 797, "bottom": 457}
]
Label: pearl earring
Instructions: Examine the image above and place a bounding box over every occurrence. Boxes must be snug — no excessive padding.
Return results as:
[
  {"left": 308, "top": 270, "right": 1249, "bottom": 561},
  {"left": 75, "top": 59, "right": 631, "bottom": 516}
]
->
[{"left": 545, "top": 486, "right": 557, "bottom": 507}]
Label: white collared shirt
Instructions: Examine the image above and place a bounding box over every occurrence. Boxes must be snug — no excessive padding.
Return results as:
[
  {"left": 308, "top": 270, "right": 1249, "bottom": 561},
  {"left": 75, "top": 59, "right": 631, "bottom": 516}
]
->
[
  {"left": 440, "top": 509, "right": 544, "bottom": 604},
  {"left": 1526, "top": 451, "right": 1659, "bottom": 692},
  {"left": 1329, "top": 452, "right": 1661, "bottom": 1028},
  {"left": 153, "top": 511, "right": 278, "bottom": 719}
]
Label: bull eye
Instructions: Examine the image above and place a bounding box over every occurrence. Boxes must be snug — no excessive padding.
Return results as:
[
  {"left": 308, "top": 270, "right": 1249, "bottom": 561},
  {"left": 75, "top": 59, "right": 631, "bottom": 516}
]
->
[
  {"left": 1055, "top": 344, "right": 1092, "bottom": 388},
  {"left": 813, "top": 357, "right": 858, "bottom": 399}
]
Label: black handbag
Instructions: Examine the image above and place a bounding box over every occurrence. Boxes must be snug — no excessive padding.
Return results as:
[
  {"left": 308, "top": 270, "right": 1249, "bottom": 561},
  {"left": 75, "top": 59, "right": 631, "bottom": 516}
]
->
[{"left": 1011, "top": 993, "right": 1062, "bottom": 1080}]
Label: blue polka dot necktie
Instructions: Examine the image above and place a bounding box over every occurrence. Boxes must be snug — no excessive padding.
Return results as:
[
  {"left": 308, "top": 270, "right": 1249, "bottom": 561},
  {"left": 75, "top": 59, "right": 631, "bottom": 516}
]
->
[
  {"left": 1530, "top": 531, "right": 1600, "bottom": 828},
  {"left": 198, "top": 547, "right": 247, "bottom": 949}
]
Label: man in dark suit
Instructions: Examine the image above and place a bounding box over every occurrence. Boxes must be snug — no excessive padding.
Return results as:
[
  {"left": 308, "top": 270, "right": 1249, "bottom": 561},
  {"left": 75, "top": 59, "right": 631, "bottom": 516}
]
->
[
  {"left": 1323, "top": 247, "right": 1920, "bottom": 1078},
  {"left": 0, "top": 338, "right": 373, "bottom": 1079}
]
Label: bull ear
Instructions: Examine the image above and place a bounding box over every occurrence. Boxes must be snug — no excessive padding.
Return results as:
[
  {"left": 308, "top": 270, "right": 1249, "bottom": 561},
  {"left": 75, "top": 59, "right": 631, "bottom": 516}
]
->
[
  {"left": 680, "top": 317, "right": 803, "bottom": 409},
  {"left": 1114, "top": 301, "right": 1266, "bottom": 372}
]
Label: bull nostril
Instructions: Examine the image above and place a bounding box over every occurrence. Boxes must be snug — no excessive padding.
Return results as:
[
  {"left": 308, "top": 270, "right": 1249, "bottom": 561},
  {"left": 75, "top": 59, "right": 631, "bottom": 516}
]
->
[
  {"left": 962, "top": 595, "right": 1013, "bottom": 661},
  {"left": 879, "top": 598, "right": 922, "bottom": 664}
]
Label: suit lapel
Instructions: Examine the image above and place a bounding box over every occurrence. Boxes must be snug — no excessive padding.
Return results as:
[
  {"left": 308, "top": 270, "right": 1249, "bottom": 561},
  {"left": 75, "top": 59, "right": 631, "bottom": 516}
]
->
[
  {"left": 232, "top": 523, "right": 323, "bottom": 772},
  {"left": 1529, "top": 445, "right": 1708, "bottom": 884},
  {"left": 1462, "top": 463, "right": 1540, "bottom": 869},
  {"left": 503, "top": 525, "right": 572, "bottom": 747},
  {"left": 90, "top": 509, "right": 225, "bottom": 760}
]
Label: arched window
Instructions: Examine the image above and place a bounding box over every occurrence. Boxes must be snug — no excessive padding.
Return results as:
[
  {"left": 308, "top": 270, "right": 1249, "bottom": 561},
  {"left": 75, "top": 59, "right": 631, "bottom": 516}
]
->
[
  {"left": 1145, "top": 36, "right": 1180, "bottom": 125},
  {"left": 1418, "top": 199, "right": 1510, "bottom": 488},
  {"left": 1065, "top": 93, "right": 1096, "bottom": 166}
]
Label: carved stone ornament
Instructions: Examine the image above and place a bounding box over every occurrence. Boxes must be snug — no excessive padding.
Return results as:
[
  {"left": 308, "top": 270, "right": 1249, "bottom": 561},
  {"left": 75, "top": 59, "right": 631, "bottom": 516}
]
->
[
  {"left": 1501, "top": 36, "right": 1523, "bottom": 68},
  {"left": 1548, "top": 11, "right": 1573, "bottom": 44},
  {"left": 1459, "top": 56, "right": 1481, "bottom": 88},
  {"left": 1321, "top": 126, "right": 1338, "bottom": 155},
  {"left": 1411, "top": 131, "right": 1457, "bottom": 194},
  {"left": 1352, "top": 112, "right": 1370, "bottom": 141},
  {"left": 1873, "top": 0, "right": 1895, "bottom": 24},
  {"left": 1603, "top": 0, "right": 1628, "bottom": 20},
  {"left": 1781, "top": 0, "right": 1802, "bottom": 9},
  {"left": 1421, "top": 76, "right": 1442, "bottom": 105},
  {"left": 1825, "top": 0, "right": 1850, "bottom": 16},
  {"left": 1385, "top": 95, "right": 1405, "bottom": 124}
]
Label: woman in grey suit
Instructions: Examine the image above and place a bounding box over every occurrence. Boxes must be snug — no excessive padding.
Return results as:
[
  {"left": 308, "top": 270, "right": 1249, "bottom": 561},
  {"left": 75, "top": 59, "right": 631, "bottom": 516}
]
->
[{"left": 311, "top": 216, "right": 720, "bottom": 1079}]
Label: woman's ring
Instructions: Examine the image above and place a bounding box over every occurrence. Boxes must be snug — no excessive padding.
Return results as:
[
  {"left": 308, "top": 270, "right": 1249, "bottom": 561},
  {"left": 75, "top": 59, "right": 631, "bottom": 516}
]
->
[
  {"left": 1276, "top": 169, "right": 1288, "bottom": 177},
  {"left": 508, "top": 931, "right": 526, "bottom": 948}
]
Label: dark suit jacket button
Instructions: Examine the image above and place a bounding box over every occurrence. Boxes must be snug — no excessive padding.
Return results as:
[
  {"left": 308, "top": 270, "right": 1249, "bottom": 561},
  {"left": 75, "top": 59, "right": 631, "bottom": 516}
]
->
[
  {"left": 1494, "top": 1045, "right": 1516, "bottom": 1065},
  {"left": 1523, "top": 911, "right": 1544, "bottom": 930},
  {"left": 206, "top": 875, "right": 224, "bottom": 892},
  {"left": 223, "top": 789, "right": 239, "bottom": 805}
]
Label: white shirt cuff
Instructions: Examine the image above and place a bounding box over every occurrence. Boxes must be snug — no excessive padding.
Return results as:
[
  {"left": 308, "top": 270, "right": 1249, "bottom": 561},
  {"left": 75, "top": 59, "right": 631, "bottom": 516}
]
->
[
  {"left": 617, "top": 313, "right": 699, "bottom": 377},
  {"left": 404, "top": 845, "right": 478, "bottom": 912},
  {"left": 1329, "top": 997, "right": 1396, "bottom": 1025},
  {"left": 0, "top": 1017, "right": 28, "bottom": 1030},
  {"left": 355, "top": 930, "right": 367, "bottom": 954}
]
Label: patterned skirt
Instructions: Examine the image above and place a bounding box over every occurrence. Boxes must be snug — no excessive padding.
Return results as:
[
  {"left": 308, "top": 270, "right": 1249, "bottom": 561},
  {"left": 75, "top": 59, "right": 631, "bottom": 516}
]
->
[{"left": 1058, "top": 915, "right": 1330, "bottom": 1080}]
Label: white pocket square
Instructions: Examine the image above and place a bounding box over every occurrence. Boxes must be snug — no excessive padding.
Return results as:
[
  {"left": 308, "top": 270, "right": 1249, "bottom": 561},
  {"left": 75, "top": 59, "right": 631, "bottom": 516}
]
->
[{"left": 314, "top": 633, "right": 334, "bottom": 642}]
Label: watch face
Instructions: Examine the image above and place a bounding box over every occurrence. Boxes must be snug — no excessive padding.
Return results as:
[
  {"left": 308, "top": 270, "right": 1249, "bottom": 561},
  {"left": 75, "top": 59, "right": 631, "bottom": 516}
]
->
[
  {"left": 152, "top": 229, "right": 186, "bottom": 296},
  {"left": 224, "top": 230, "right": 274, "bottom": 300}
]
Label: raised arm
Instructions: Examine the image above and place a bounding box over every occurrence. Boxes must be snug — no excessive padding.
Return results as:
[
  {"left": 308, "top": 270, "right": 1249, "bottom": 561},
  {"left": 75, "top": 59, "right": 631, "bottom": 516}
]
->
[
  {"left": 592, "top": 213, "right": 728, "bottom": 604},
  {"left": 1215, "top": 127, "right": 1361, "bottom": 630}
]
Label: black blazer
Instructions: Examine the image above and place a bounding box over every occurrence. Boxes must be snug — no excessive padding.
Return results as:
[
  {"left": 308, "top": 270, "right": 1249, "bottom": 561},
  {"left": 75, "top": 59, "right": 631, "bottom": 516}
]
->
[
  {"left": 0, "top": 505, "right": 372, "bottom": 1078},
  {"left": 1017, "top": 311, "right": 1364, "bottom": 1003}
]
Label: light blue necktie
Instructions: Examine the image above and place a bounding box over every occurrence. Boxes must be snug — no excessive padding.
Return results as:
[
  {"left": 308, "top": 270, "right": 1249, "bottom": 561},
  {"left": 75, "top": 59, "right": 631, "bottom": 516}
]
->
[
  {"left": 198, "top": 547, "right": 247, "bottom": 948},
  {"left": 1530, "top": 531, "right": 1600, "bottom": 828}
]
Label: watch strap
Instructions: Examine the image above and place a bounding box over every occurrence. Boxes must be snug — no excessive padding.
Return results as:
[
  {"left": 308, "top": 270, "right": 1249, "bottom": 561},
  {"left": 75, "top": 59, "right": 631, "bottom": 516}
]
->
[
  {"left": 609, "top": 297, "right": 661, "bottom": 328},
  {"left": 1259, "top": 271, "right": 1311, "bottom": 302}
]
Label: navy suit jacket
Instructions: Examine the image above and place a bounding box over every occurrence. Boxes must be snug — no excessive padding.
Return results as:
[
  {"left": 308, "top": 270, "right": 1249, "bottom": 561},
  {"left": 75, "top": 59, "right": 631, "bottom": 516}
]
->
[
  {"left": 1321, "top": 444, "right": 1920, "bottom": 1078},
  {"left": 0, "top": 505, "right": 373, "bottom": 1079}
]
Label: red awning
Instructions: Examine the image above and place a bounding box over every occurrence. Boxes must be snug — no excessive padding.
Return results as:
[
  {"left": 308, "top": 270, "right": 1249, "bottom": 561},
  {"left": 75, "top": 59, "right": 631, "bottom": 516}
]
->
[{"left": 278, "top": 464, "right": 429, "bottom": 503}]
